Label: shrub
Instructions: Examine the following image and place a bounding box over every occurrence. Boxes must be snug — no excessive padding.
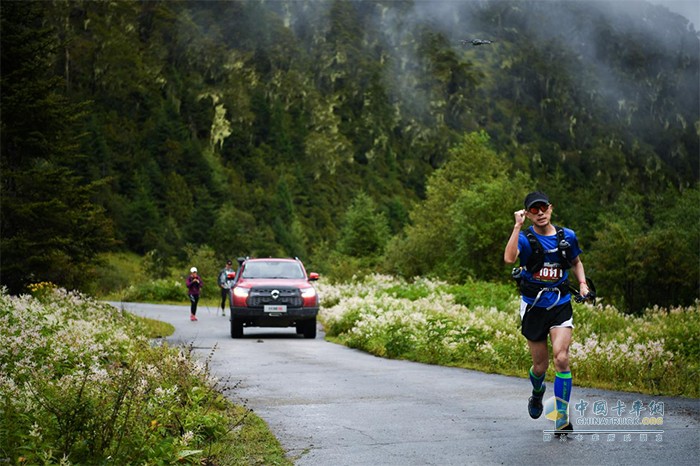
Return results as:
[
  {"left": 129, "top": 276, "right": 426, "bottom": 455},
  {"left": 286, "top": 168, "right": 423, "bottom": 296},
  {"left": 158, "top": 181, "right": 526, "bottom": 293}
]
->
[
  {"left": 445, "top": 280, "right": 517, "bottom": 310},
  {"left": 0, "top": 287, "right": 290, "bottom": 464},
  {"left": 120, "top": 279, "right": 185, "bottom": 302},
  {"left": 88, "top": 252, "right": 145, "bottom": 297}
]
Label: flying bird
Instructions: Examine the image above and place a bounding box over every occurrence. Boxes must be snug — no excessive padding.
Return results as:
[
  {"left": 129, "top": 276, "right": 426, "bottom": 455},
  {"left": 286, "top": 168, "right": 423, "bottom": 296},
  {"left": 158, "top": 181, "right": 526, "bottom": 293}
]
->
[{"left": 461, "top": 39, "right": 494, "bottom": 46}]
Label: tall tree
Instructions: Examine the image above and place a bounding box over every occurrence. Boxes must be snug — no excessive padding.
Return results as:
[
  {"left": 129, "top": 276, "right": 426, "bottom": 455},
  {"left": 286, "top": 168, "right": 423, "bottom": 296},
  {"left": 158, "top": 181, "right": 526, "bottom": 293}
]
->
[
  {"left": 338, "top": 191, "right": 390, "bottom": 258},
  {"left": 385, "top": 132, "right": 514, "bottom": 279},
  {"left": 0, "top": 2, "right": 113, "bottom": 293}
]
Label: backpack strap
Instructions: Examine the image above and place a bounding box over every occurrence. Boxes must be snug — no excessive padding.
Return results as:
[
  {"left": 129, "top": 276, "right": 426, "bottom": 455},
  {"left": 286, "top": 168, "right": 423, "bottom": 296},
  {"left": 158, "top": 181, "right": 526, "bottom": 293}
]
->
[
  {"left": 524, "top": 228, "right": 544, "bottom": 273},
  {"left": 525, "top": 225, "right": 573, "bottom": 272},
  {"left": 520, "top": 279, "right": 570, "bottom": 299},
  {"left": 555, "top": 226, "right": 573, "bottom": 270}
]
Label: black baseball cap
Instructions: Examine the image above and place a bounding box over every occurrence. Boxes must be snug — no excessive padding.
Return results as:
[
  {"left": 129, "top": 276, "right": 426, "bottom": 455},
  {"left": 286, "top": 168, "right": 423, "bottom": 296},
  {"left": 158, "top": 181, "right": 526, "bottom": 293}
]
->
[
  {"left": 524, "top": 191, "right": 550, "bottom": 209},
  {"left": 226, "top": 259, "right": 233, "bottom": 265}
]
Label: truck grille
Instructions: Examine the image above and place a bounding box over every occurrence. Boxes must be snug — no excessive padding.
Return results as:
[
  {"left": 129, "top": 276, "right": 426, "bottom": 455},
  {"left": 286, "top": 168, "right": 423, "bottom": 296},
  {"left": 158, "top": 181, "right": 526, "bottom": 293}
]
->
[{"left": 247, "top": 287, "right": 303, "bottom": 307}]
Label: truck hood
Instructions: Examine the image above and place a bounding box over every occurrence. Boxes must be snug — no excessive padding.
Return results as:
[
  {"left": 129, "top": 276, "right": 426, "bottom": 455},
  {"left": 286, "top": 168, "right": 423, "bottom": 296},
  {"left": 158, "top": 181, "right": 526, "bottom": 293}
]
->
[{"left": 236, "top": 278, "right": 313, "bottom": 288}]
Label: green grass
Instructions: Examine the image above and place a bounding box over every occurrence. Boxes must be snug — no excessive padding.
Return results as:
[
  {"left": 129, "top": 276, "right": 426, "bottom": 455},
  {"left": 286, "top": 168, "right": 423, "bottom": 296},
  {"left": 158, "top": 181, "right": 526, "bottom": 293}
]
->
[
  {"left": 90, "top": 251, "right": 144, "bottom": 297},
  {"left": 136, "top": 315, "right": 176, "bottom": 338},
  {"left": 319, "top": 274, "right": 700, "bottom": 397}
]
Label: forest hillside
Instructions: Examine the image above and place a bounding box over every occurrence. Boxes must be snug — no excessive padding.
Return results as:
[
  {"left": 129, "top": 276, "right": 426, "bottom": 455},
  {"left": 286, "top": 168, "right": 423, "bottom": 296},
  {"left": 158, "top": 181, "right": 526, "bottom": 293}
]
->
[{"left": 1, "top": 0, "right": 698, "bottom": 313}]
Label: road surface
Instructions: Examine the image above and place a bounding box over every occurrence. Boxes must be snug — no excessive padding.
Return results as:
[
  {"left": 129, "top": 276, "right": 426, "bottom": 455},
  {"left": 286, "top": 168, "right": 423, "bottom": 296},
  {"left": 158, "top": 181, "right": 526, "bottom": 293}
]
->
[{"left": 111, "top": 302, "right": 700, "bottom": 465}]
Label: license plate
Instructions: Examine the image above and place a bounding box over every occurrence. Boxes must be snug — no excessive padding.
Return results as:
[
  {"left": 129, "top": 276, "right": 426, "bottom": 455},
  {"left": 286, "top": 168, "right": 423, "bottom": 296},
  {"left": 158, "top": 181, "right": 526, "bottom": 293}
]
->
[{"left": 264, "top": 305, "right": 287, "bottom": 313}]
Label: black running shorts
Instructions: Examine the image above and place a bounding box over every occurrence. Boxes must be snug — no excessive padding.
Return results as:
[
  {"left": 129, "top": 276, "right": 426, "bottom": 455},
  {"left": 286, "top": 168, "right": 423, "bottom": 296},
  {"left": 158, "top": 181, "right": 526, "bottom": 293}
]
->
[{"left": 519, "top": 300, "right": 573, "bottom": 342}]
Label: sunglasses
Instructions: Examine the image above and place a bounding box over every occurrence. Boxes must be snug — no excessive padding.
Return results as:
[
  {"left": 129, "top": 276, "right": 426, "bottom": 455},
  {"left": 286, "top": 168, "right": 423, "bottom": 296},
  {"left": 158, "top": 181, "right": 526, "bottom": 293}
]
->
[{"left": 528, "top": 203, "right": 550, "bottom": 214}]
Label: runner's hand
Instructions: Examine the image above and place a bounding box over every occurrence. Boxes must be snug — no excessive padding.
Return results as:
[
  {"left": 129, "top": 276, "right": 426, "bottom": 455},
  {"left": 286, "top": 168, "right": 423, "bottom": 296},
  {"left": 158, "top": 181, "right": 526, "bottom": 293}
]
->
[
  {"left": 574, "top": 282, "right": 591, "bottom": 303},
  {"left": 579, "top": 282, "right": 589, "bottom": 297},
  {"left": 514, "top": 209, "right": 526, "bottom": 227}
]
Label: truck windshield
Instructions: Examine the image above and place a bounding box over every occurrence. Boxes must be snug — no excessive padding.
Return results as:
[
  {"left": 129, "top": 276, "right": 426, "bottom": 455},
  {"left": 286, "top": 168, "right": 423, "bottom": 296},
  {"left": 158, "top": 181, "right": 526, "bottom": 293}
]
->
[{"left": 242, "top": 261, "right": 304, "bottom": 279}]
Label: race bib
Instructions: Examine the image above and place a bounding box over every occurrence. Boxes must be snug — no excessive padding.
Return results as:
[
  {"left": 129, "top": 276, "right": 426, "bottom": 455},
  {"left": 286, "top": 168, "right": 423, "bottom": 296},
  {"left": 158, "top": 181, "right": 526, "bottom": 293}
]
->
[{"left": 532, "top": 262, "right": 563, "bottom": 283}]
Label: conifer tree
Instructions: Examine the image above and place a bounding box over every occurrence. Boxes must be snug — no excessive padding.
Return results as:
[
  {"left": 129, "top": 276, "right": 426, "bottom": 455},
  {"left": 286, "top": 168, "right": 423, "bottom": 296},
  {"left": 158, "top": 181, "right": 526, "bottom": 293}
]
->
[{"left": 0, "top": 2, "right": 113, "bottom": 293}]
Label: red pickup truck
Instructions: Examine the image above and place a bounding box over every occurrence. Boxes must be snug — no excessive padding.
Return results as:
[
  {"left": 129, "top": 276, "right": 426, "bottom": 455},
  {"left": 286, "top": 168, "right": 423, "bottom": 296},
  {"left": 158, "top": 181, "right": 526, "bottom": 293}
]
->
[{"left": 230, "top": 257, "right": 320, "bottom": 338}]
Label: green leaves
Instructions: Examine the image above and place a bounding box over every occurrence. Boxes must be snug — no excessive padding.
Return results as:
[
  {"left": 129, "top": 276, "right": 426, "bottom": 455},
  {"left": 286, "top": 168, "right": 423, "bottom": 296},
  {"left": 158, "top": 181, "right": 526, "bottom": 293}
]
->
[
  {"left": 386, "top": 132, "right": 528, "bottom": 281},
  {"left": 451, "top": 172, "right": 531, "bottom": 280},
  {"left": 589, "top": 186, "right": 700, "bottom": 313},
  {"left": 338, "top": 191, "right": 391, "bottom": 258}
]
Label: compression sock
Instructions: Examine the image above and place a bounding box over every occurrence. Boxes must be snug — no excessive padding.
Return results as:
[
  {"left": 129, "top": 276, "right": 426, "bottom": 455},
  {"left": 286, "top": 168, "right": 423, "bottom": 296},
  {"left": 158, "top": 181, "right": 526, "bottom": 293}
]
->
[
  {"left": 529, "top": 366, "right": 546, "bottom": 393},
  {"left": 554, "top": 371, "right": 572, "bottom": 420}
]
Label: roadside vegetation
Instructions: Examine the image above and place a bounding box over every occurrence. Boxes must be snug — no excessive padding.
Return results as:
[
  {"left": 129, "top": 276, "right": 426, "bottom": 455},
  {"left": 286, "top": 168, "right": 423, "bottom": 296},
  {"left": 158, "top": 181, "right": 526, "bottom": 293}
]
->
[
  {"left": 318, "top": 275, "right": 700, "bottom": 398},
  {"left": 0, "top": 284, "right": 291, "bottom": 466}
]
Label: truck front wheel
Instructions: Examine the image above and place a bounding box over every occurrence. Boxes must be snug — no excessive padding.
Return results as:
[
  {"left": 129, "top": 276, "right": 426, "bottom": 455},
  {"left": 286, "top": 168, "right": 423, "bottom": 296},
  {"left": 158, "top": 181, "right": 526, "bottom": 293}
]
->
[{"left": 231, "top": 318, "right": 244, "bottom": 338}]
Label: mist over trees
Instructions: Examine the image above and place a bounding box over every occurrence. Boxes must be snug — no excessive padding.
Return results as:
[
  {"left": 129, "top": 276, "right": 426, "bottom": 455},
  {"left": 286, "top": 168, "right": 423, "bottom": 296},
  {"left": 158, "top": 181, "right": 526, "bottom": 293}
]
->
[{"left": 1, "top": 0, "right": 698, "bottom": 313}]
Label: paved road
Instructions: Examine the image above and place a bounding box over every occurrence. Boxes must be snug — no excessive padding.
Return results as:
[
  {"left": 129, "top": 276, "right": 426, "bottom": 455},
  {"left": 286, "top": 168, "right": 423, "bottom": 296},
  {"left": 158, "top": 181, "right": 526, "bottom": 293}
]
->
[{"left": 112, "top": 302, "right": 700, "bottom": 465}]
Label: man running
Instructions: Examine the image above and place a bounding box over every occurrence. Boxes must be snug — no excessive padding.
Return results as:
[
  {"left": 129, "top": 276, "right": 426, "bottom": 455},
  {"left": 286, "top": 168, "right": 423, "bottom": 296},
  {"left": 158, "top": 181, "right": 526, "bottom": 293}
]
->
[{"left": 504, "top": 191, "right": 590, "bottom": 435}]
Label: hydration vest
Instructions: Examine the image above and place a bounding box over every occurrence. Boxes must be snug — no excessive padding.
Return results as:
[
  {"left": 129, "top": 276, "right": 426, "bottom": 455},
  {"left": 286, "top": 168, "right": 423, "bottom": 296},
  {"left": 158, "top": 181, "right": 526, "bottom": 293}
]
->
[
  {"left": 514, "top": 226, "right": 574, "bottom": 300},
  {"left": 523, "top": 225, "right": 573, "bottom": 274}
]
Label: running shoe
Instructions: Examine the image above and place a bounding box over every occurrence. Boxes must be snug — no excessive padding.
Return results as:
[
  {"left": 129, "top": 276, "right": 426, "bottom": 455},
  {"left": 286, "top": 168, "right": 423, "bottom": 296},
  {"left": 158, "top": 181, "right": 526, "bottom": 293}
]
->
[{"left": 528, "top": 386, "right": 545, "bottom": 419}]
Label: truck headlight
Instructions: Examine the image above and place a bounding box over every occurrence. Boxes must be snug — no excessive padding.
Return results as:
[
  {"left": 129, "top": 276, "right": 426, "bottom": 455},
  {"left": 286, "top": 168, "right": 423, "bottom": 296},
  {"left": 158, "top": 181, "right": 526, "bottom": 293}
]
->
[{"left": 233, "top": 287, "right": 250, "bottom": 298}]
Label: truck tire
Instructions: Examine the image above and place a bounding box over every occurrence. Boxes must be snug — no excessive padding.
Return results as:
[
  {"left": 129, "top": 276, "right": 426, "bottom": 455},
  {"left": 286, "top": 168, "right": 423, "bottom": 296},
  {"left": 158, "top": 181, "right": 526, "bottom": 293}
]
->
[
  {"left": 302, "top": 318, "right": 316, "bottom": 339},
  {"left": 231, "top": 318, "right": 244, "bottom": 338}
]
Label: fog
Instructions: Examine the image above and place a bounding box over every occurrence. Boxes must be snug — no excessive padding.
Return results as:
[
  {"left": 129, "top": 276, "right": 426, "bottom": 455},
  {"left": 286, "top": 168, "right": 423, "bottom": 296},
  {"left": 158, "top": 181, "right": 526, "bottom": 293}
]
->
[
  {"left": 220, "top": 0, "right": 698, "bottom": 141},
  {"left": 647, "top": 0, "right": 700, "bottom": 27},
  {"left": 356, "top": 0, "right": 699, "bottom": 121}
]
